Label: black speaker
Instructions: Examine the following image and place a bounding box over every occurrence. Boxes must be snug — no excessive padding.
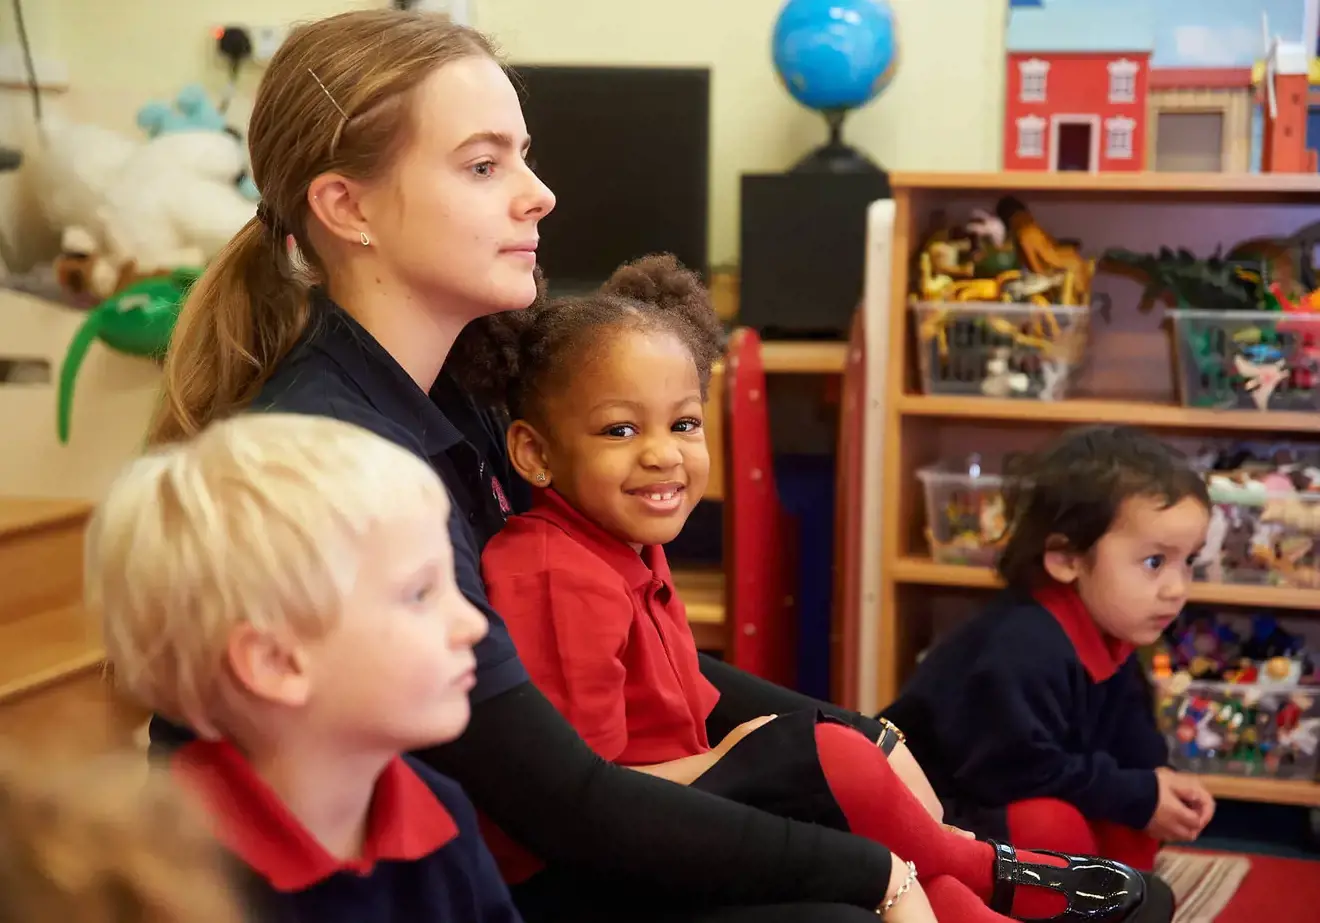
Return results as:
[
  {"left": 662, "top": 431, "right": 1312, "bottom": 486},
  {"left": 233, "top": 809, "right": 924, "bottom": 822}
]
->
[{"left": 739, "top": 172, "right": 892, "bottom": 340}]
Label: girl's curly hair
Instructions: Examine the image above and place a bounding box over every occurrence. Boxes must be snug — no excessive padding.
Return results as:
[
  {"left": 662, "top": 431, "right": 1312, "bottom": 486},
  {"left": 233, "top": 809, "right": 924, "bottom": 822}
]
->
[{"left": 448, "top": 253, "right": 725, "bottom": 422}]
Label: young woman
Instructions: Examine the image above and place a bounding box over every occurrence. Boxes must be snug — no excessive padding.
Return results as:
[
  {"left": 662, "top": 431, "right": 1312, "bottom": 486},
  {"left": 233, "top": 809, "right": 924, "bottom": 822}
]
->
[{"left": 146, "top": 10, "right": 1175, "bottom": 923}]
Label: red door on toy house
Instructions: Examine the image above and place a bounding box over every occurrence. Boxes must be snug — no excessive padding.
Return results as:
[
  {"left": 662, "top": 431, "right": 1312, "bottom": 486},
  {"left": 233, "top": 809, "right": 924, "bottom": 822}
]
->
[{"left": 1004, "top": 51, "right": 1151, "bottom": 173}]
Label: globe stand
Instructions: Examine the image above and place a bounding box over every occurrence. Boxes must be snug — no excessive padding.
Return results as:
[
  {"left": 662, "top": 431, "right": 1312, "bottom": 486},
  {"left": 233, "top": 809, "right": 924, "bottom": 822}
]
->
[{"left": 790, "top": 109, "right": 890, "bottom": 191}]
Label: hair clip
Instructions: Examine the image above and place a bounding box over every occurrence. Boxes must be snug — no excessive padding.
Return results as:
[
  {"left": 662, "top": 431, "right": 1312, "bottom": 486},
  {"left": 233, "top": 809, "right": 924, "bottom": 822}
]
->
[{"left": 307, "top": 67, "right": 349, "bottom": 122}]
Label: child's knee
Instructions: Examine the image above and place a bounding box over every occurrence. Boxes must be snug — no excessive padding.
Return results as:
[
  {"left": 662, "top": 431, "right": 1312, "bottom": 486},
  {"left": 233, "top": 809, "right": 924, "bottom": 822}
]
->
[{"left": 1006, "top": 798, "right": 1097, "bottom": 854}]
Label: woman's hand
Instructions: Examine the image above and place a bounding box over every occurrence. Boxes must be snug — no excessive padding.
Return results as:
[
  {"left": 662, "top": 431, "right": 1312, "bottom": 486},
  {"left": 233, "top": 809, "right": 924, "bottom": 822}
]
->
[{"left": 885, "top": 739, "right": 944, "bottom": 824}]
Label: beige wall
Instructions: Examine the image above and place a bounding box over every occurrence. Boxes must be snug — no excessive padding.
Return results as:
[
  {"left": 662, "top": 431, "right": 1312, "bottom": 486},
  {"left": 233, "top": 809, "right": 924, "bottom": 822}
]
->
[{"left": 16, "top": 0, "right": 1007, "bottom": 267}]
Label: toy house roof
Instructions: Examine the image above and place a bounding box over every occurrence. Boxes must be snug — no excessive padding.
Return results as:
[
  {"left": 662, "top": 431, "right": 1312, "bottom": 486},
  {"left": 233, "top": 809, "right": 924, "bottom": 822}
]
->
[{"left": 1007, "top": 1, "right": 1155, "bottom": 53}]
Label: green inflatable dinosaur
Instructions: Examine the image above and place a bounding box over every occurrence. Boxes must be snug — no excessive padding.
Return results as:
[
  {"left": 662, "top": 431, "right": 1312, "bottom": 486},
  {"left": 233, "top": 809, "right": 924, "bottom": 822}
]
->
[{"left": 57, "top": 268, "right": 200, "bottom": 444}]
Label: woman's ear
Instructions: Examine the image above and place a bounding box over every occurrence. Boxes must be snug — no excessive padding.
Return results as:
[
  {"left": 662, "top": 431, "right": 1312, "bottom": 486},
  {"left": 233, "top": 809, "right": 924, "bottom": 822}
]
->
[
  {"left": 1041, "top": 533, "right": 1081, "bottom": 584},
  {"left": 506, "top": 420, "right": 553, "bottom": 487},
  {"left": 307, "top": 173, "right": 372, "bottom": 248}
]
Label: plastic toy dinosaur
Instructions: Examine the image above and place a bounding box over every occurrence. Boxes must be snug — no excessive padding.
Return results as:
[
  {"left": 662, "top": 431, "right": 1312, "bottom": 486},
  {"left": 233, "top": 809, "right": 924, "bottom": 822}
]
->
[
  {"left": 995, "top": 196, "right": 1093, "bottom": 305},
  {"left": 57, "top": 268, "right": 200, "bottom": 444},
  {"left": 1098, "top": 246, "right": 1269, "bottom": 313}
]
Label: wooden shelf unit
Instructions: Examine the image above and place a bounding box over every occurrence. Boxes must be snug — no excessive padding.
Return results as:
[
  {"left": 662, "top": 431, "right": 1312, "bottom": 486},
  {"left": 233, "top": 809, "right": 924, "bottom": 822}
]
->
[
  {"left": 678, "top": 337, "right": 849, "bottom": 652},
  {"left": 873, "top": 172, "right": 1320, "bottom": 807}
]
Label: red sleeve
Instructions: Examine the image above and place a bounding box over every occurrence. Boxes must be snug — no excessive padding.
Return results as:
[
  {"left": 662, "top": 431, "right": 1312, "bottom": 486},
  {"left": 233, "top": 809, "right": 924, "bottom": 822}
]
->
[{"left": 483, "top": 537, "right": 634, "bottom": 762}]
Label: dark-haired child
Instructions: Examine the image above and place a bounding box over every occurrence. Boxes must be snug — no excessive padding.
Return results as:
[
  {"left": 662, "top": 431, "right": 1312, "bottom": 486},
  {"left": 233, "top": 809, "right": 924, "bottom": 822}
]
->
[
  {"left": 456, "top": 255, "right": 1160, "bottom": 923},
  {"left": 884, "top": 425, "right": 1218, "bottom": 872}
]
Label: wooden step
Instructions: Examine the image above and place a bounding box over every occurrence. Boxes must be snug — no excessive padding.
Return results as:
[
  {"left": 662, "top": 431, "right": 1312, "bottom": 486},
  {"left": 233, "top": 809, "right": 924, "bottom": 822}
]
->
[
  {"left": 0, "top": 669, "right": 148, "bottom": 759},
  {"left": 0, "top": 604, "right": 103, "bottom": 704},
  {"left": 0, "top": 496, "right": 91, "bottom": 624},
  {"left": 675, "top": 567, "right": 726, "bottom": 652}
]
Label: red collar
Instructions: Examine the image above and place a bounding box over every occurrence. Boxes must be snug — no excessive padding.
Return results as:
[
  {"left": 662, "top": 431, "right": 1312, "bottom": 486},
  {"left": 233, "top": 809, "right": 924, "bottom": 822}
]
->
[
  {"left": 527, "top": 488, "right": 673, "bottom": 592},
  {"left": 1032, "top": 582, "right": 1134, "bottom": 682},
  {"left": 172, "top": 740, "right": 458, "bottom": 892}
]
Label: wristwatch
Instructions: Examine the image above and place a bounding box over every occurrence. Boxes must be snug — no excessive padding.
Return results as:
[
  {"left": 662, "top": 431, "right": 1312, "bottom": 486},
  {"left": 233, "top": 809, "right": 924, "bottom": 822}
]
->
[{"left": 876, "top": 717, "right": 906, "bottom": 755}]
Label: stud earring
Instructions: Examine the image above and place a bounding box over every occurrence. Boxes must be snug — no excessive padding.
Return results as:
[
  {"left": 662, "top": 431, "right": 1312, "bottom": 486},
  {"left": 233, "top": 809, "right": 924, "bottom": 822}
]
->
[
  {"left": 536, "top": 473, "right": 547, "bottom": 483},
  {"left": 360, "top": 230, "right": 370, "bottom": 247}
]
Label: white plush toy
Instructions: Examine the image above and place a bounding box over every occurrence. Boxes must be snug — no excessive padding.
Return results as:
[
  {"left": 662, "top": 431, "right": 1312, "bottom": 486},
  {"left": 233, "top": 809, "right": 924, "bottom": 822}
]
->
[{"left": 35, "top": 117, "right": 256, "bottom": 275}]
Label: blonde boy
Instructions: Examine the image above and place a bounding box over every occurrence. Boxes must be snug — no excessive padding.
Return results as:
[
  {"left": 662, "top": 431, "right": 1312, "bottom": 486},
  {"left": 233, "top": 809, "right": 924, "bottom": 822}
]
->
[{"left": 86, "top": 414, "right": 521, "bottom": 923}]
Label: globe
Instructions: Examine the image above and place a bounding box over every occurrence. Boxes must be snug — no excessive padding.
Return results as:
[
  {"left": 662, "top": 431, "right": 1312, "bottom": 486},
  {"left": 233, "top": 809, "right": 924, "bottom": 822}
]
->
[{"left": 772, "top": 0, "right": 898, "bottom": 173}]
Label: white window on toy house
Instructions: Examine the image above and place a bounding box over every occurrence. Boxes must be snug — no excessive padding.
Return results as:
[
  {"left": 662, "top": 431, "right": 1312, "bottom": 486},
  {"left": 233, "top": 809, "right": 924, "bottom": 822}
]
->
[
  {"left": 1105, "top": 117, "right": 1135, "bottom": 160},
  {"left": 1019, "top": 58, "right": 1049, "bottom": 102},
  {"left": 1016, "top": 115, "right": 1046, "bottom": 158},
  {"left": 1107, "top": 59, "right": 1139, "bottom": 104}
]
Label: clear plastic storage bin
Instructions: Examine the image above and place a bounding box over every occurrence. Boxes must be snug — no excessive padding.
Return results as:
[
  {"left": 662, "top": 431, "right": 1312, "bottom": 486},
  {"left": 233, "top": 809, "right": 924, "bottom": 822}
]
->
[
  {"left": 917, "top": 460, "right": 1013, "bottom": 566},
  {"left": 1196, "top": 476, "right": 1320, "bottom": 588},
  {"left": 1170, "top": 308, "right": 1320, "bottom": 412},
  {"left": 1152, "top": 675, "right": 1319, "bottom": 782},
  {"left": 912, "top": 301, "right": 1089, "bottom": 401}
]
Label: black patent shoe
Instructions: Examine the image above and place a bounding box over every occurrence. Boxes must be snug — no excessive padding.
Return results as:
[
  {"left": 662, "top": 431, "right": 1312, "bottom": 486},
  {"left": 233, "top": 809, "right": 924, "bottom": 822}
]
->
[{"left": 988, "top": 840, "right": 1147, "bottom": 922}]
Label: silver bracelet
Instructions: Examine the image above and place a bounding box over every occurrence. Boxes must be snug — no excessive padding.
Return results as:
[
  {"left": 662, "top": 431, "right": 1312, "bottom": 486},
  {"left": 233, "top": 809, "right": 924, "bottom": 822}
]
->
[{"left": 877, "top": 861, "right": 917, "bottom": 917}]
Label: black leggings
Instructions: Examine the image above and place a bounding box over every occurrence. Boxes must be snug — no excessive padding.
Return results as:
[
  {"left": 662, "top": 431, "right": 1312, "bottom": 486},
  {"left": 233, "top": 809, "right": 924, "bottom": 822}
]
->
[
  {"left": 600, "top": 904, "right": 881, "bottom": 923},
  {"left": 516, "top": 872, "right": 1174, "bottom": 923}
]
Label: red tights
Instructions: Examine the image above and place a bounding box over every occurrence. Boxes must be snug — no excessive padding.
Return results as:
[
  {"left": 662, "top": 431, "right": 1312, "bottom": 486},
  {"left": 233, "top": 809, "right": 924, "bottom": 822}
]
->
[
  {"left": 1007, "top": 798, "right": 1160, "bottom": 872},
  {"left": 814, "top": 722, "right": 1073, "bottom": 921}
]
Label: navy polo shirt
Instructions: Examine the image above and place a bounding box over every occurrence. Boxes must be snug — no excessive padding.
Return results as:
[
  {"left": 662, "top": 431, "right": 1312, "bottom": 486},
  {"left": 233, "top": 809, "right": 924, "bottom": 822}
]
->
[
  {"left": 173, "top": 740, "right": 521, "bottom": 923},
  {"left": 148, "top": 293, "right": 530, "bottom": 755}
]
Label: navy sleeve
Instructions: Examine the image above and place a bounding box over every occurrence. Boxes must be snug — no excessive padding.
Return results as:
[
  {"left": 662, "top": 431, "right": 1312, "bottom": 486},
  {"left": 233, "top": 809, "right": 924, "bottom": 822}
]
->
[
  {"left": 407, "top": 759, "right": 523, "bottom": 923},
  {"left": 948, "top": 654, "right": 1160, "bottom": 830},
  {"left": 1107, "top": 659, "right": 1169, "bottom": 771},
  {"left": 419, "top": 683, "right": 893, "bottom": 909}
]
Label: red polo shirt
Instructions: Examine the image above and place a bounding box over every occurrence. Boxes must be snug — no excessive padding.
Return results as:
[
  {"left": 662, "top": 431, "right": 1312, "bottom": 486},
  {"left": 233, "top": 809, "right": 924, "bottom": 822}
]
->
[
  {"left": 480, "top": 488, "right": 721, "bottom": 767},
  {"left": 171, "top": 739, "right": 458, "bottom": 892}
]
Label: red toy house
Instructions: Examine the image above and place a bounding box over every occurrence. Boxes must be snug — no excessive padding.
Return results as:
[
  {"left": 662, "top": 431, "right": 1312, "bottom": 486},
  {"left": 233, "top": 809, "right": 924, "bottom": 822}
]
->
[
  {"left": 1003, "top": 5, "right": 1154, "bottom": 173},
  {"left": 1004, "top": 51, "right": 1151, "bottom": 173}
]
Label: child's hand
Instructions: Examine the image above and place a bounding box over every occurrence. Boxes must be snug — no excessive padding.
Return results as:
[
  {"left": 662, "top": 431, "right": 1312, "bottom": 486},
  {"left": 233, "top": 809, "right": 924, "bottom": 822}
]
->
[
  {"left": 1145, "top": 767, "right": 1204, "bottom": 842},
  {"left": 712, "top": 715, "right": 777, "bottom": 759},
  {"left": 1165, "top": 769, "right": 1216, "bottom": 834}
]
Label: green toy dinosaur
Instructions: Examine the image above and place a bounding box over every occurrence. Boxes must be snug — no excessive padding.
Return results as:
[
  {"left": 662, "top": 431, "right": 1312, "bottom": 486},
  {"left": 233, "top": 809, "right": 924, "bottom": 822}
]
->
[
  {"left": 1099, "top": 246, "right": 1271, "bottom": 314},
  {"left": 57, "top": 268, "right": 200, "bottom": 444}
]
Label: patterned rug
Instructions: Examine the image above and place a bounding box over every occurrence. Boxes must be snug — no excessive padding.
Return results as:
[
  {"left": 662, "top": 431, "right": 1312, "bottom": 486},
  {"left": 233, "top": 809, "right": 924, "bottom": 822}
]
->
[{"left": 1155, "top": 849, "right": 1252, "bottom": 923}]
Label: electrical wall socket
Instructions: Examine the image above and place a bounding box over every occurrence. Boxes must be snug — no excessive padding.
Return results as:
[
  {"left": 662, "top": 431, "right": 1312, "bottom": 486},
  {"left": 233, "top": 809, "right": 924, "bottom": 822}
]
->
[
  {"left": 250, "top": 25, "right": 288, "bottom": 64},
  {"left": 212, "top": 24, "right": 288, "bottom": 66}
]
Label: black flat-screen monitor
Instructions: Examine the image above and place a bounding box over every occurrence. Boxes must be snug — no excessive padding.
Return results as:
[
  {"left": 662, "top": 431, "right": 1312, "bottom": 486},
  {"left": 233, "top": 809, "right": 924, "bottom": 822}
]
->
[{"left": 509, "top": 64, "right": 711, "bottom": 295}]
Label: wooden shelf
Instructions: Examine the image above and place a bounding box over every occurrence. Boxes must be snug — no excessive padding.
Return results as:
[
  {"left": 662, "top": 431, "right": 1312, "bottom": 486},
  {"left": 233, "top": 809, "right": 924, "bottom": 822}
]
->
[
  {"left": 870, "top": 171, "right": 1320, "bottom": 808},
  {"left": 896, "top": 394, "right": 1320, "bottom": 435},
  {"left": 889, "top": 170, "right": 1320, "bottom": 201},
  {"left": 760, "top": 341, "right": 849, "bottom": 375},
  {"left": 1198, "top": 774, "right": 1320, "bottom": 808},
  {"left": 674, "top": 567, "right": 726, "bottom": 652},
  {"left": 892, "top": 556, "right": 1320, "bottom": 611}
]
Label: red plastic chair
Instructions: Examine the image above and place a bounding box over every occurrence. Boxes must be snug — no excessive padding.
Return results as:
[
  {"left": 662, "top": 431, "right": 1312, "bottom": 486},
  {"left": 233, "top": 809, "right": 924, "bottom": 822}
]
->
[{"left": 724, "top": 327, "right": 797, "bottom": 687}]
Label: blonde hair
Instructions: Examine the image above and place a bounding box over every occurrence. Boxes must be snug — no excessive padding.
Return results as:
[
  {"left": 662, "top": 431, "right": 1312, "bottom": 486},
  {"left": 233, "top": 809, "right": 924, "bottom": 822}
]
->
[
  {"left": 148, "top": 10, "right": 498, "bottom": 446},
  {"left": 87, "top": 413, "right": 450, "bottom": 738},
  {"left": 0, "top": 748, "right": 245, "bottom": 923}
]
